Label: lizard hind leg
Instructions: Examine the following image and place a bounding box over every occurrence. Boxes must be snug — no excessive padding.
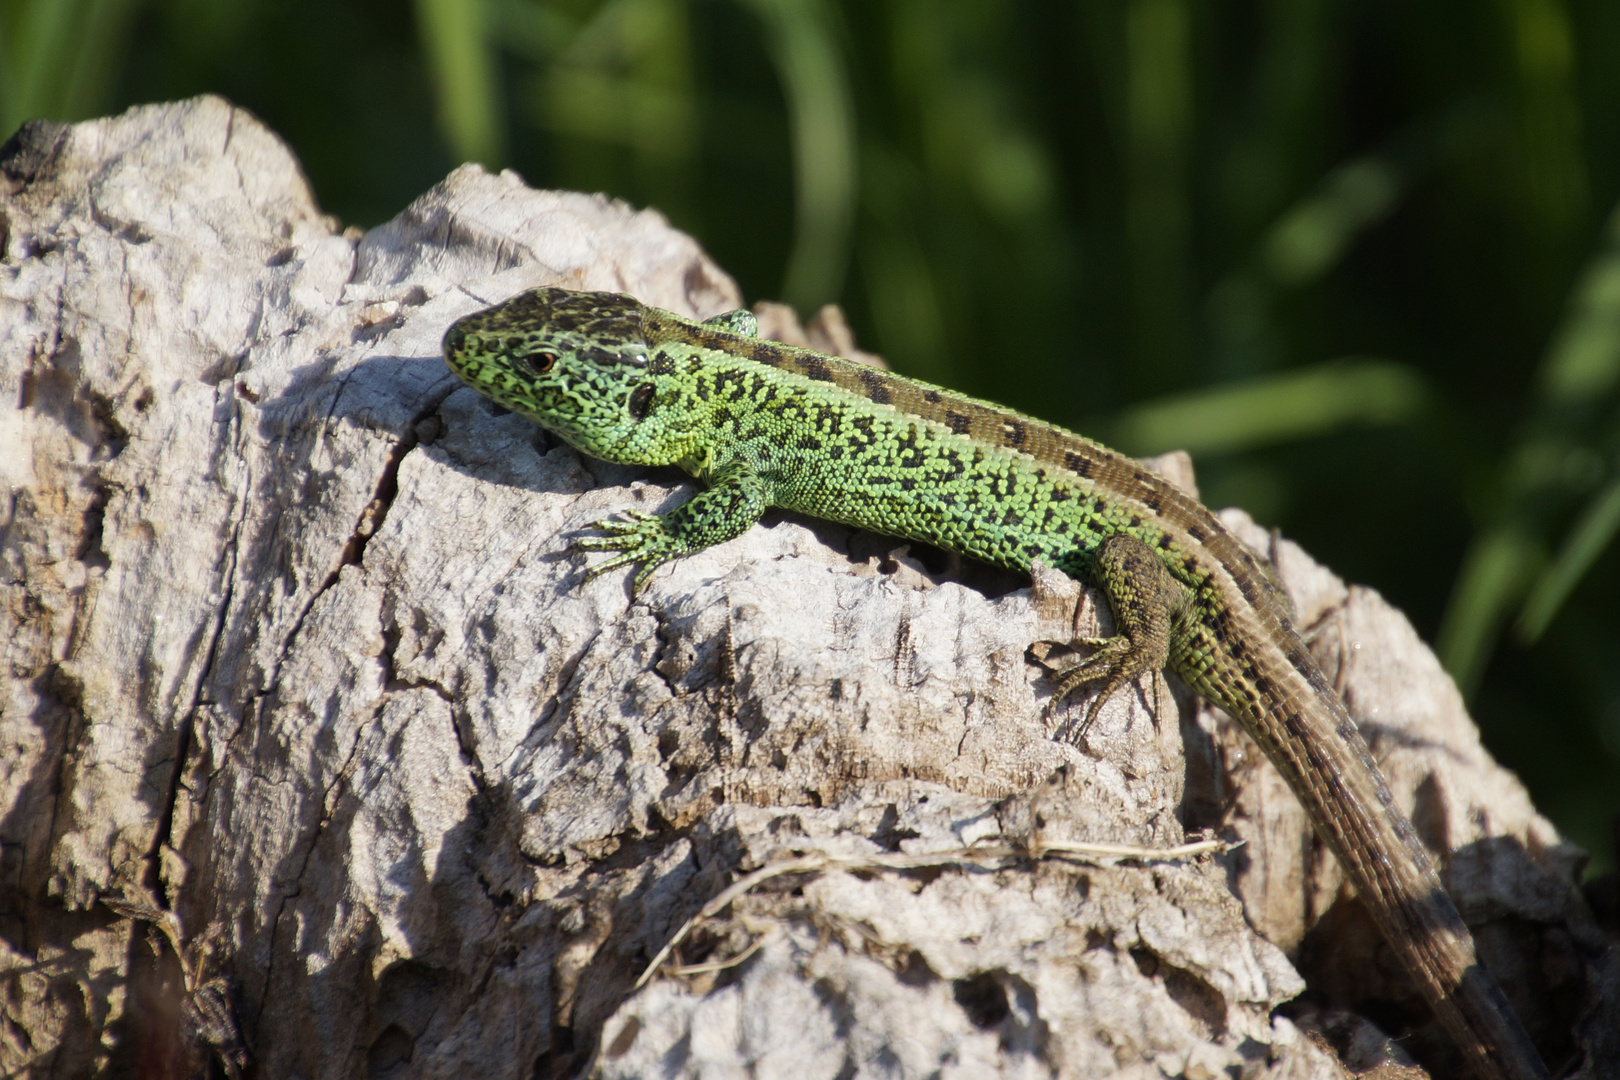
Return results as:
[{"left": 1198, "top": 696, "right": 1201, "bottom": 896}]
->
[{"left": 1045, "top": 533, "right": 1188, "bottom": 735}]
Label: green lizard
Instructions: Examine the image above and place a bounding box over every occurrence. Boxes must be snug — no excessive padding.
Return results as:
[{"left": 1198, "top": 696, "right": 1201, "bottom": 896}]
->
[{"left": 442, "top": 286, "right": 1549, "bottom": 1080}]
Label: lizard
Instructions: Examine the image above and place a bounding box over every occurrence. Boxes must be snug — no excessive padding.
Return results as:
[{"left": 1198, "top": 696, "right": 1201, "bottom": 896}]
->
[{"left": 441, "top": 285, "right": 1550, "bottom": 1080}]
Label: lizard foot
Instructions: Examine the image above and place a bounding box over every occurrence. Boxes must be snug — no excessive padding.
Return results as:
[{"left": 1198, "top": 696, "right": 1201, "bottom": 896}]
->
[
  {"left": 573, "top": 511, "right": 683, "bottom": 593},
  {"left": 1043, "top": 633, "right": 1147, "bottom": 739}
]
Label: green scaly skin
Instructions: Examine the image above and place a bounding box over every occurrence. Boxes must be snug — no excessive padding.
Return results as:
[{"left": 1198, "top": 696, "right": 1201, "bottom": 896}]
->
[{"left": 442, "top": 286, "right": 1548, "bottom": 1080}]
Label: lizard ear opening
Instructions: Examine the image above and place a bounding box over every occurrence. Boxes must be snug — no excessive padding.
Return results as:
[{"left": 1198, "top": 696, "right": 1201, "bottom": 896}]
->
[{"left": 627, "top": 383, "right": 655, "bottom": 420}]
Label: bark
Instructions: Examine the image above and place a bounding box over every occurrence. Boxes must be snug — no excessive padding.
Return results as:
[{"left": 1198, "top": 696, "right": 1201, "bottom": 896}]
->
[{"left": 0, "top": 96, "right": 1614, "bottom": 1080}]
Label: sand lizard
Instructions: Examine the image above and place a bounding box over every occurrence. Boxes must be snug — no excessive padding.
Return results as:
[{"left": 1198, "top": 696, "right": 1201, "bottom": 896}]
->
[{"left": 442, "top": 286, "right": 1549, "bottom": 1080}]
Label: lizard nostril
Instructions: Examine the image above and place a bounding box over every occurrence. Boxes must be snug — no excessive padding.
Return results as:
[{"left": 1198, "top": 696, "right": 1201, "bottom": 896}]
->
[{"left": 442, "top": 323, "right": 466, "bottom": 356}]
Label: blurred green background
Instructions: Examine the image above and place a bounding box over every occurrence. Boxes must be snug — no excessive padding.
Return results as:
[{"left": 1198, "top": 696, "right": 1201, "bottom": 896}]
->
[{"left": 5, "top": 0, "right": 1618, "bottom": 873}]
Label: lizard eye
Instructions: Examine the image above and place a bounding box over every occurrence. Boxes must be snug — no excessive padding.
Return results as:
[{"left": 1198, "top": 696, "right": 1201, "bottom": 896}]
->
[
  {"left": 627, "top": 383, "right": 655, "bottom": 420},
  {"left": 522, "top": 351, "right": 557, "bottom": 375}
]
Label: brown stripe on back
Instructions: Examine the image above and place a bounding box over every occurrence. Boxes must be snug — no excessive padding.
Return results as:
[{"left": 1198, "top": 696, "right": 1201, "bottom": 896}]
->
[{"left": 857, "top": 367, "right": 893, "bottom": 404}]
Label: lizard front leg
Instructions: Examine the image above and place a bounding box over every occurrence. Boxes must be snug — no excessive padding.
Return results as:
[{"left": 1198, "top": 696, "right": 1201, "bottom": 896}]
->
[
  {"left": 1048, "top": 533, "right": 1191, "bottom": 731},
  {"left": 576, "top": 459, "right": 770, "bottom": 593}
]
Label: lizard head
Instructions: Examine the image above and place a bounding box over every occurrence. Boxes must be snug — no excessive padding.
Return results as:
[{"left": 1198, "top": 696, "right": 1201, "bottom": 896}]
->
[{"left": 443, "top": 287, "right": 680, "bottom": 465}]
